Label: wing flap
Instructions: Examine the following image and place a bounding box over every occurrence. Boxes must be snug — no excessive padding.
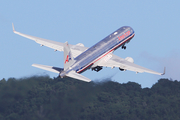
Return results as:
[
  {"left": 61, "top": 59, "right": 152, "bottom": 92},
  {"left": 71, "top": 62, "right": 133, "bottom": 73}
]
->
[{"left": 66, "top": 71, "right": 91, "bottom": 82}]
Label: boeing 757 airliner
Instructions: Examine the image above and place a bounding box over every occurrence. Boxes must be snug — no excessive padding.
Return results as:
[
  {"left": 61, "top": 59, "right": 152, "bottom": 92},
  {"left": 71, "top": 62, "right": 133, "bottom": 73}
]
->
[{"left": 12, "top": 24, "right": 165, "bottom": 82}]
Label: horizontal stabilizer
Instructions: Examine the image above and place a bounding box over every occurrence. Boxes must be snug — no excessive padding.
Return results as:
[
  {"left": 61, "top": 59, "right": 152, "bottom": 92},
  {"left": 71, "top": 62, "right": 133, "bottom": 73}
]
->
[
  {"left": 32, "top": 64, "right": 63, "bottom": 73},
  {"left": 66, "top": 71, "right": 91, "bottom": 82}
]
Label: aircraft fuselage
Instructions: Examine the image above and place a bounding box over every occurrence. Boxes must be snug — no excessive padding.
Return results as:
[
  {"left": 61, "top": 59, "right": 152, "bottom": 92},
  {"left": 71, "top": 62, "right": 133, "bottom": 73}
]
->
[{"left": 60, "top": 26, "right": 135, "bottom": 77}]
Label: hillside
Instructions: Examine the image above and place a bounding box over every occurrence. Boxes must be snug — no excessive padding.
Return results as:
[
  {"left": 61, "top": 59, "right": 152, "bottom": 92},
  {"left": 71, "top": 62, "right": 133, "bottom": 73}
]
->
[{"left": 0, "top": 76, "right": 180, "bottom": 120}]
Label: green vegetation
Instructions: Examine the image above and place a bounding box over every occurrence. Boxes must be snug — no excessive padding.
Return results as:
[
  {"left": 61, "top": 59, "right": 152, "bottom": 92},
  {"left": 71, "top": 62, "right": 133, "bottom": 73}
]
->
[{"left": 0, "top": 76, "right": 180, "bottom": 120}]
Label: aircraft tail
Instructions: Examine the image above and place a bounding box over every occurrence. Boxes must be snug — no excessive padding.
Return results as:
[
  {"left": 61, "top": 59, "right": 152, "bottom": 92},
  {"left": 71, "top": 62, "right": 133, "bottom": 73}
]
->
[{"left": 64, "top": 42, "right": 75, "bottom": 70}]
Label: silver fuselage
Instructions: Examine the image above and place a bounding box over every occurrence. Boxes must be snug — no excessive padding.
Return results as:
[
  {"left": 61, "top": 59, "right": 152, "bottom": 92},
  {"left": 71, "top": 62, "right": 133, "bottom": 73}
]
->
[{"left": 60, "top": 26, "right": 135, "bottom": 76}]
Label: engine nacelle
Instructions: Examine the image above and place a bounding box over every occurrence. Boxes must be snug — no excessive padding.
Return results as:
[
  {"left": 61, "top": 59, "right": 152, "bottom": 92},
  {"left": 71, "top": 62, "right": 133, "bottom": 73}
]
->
[
  {"left": 76, "top": 43, "right": 85, "bottom": 47},
  {"left": 119, "top": 57, "right": 134, "bottom": 71},
  {"left": 125, "top": 57, "right": 134, "bottom": 63}
]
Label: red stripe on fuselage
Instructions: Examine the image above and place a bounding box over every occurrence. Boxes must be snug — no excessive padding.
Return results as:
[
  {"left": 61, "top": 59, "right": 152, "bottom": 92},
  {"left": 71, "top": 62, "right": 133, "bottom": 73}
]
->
[{"left": 77, "top": 34, "right": 135, "bottom": 73}]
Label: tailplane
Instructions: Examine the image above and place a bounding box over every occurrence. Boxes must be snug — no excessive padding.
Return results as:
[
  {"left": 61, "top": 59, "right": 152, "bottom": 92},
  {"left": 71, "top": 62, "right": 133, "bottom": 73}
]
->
[
  {"left": 66, "top": 71, "right": 91, "bottom": 82},
  {"left": 64, "top": 42, "right": 75, "bottom": 70},
  {"left": 32, "top": 64, "right": 63, "bottom": 73}
]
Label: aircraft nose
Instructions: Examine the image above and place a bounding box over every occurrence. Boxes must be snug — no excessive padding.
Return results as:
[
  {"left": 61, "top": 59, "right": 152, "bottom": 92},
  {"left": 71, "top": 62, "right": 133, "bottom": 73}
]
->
[{"left": 128, "top": 27, "right": 134, "bottom": 35}]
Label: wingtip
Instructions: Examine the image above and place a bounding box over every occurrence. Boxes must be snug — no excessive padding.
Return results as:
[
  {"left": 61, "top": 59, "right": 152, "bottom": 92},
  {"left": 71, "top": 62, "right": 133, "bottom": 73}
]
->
[
  {"left": 12, "top": 23, "right": 15, "bottom": 32},
  {"left": 161, "top": 67, "right": 166, "bottom": 75}
]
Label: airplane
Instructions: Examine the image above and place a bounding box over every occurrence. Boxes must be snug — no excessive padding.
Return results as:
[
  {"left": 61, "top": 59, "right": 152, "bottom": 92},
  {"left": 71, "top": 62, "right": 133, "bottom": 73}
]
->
[{"left": 12, "top": 23, "right": 165, "bottom": 82}]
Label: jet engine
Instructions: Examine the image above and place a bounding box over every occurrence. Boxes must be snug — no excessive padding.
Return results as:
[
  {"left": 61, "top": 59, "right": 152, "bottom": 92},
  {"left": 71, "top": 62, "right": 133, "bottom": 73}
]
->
[
  {"left": 76, "top": 43, "right": 85, "bottom": 47},
  {"left": 119, "top": 57, "right": 134, "bottom": 71},
  {"left": 125, "top": 57, "right": 134, "bottom": 63}
]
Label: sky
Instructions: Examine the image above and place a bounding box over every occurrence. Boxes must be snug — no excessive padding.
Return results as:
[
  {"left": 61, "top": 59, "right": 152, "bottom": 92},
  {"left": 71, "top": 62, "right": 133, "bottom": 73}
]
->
[{"left": 1, "top": 1, "right": 180, "bottom": 88}]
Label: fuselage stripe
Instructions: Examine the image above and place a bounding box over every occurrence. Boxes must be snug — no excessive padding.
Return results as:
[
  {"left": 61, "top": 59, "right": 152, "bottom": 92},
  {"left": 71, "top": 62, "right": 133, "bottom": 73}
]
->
[{"left": 76, "top": 33, "right": 135, "bottom": 73}]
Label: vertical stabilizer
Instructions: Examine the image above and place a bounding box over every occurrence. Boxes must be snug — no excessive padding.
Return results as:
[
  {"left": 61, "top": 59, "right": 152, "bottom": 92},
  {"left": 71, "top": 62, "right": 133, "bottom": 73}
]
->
[{"left": 64, "top": 42, "right": 75, "bottom": 70}]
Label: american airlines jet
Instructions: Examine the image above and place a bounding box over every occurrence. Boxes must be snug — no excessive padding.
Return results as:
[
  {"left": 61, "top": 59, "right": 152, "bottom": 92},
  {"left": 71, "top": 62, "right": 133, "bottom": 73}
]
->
[{"left": 12, "top": 24, "right": 165, "bottom": 82}]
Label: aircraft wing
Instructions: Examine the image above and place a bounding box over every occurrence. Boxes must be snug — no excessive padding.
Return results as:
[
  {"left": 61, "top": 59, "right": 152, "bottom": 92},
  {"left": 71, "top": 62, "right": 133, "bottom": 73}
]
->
[
  {"left": 98, "top": 54, "right": 165, "bottom": 75},
  {"left": 32, "top": 64, "right": 91, "bottom": 82},
  {"left": 12, "top": 23, "right": 88, "bottom": 58}
]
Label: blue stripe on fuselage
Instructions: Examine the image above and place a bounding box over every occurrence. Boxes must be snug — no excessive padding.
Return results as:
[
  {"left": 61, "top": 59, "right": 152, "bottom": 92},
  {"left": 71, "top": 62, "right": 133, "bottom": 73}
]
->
[
  {"left": 76, "top": 32, "right": 135, "bottom": 73},
  {"left": 68, "top": 26, "right": 135, "bottom": 73}
]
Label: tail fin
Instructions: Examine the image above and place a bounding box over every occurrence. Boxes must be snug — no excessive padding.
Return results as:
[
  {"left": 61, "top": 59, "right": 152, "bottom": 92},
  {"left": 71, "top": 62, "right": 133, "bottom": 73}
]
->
[{"left": 64, "top": 42, "right": 75, "bottom": 70}]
